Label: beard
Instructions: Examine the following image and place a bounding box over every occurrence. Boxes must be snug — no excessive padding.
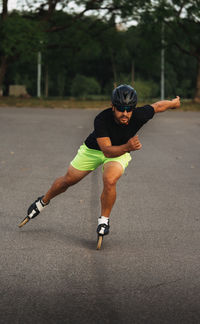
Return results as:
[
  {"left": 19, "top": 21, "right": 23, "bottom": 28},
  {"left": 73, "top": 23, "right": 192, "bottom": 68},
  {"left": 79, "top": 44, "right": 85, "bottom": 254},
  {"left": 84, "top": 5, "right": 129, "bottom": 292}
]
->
[
  {"left": 112, "top": 109, "right": 132, "bottom": 126},
  {"left": 118, "top": 116, "right": 130, "bottom": 125}
]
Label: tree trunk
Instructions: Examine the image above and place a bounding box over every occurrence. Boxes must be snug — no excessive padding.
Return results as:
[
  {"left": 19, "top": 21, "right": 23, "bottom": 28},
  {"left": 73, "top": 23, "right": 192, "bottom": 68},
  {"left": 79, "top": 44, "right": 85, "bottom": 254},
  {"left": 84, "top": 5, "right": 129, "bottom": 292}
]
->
[
  {"left": 131, "top": 60, "right": 134, "bottom": 87},
  {"left": 194, "top": 58, "right": 200, "bottom": 103},
  {"left": 110, "top": 49, "right": 117, "bottom": 88},
  {"left": 2, "top": 0, "right": 8, "bottom": 20},
  {"left": 0, "top": 0, "right": 8, "bottom": 93},
  {"left": 44, "top": 65, "right": 49, "bottom": 97},
  {"left": 0, "top": 56, "right": 7, "bottom": 92}
]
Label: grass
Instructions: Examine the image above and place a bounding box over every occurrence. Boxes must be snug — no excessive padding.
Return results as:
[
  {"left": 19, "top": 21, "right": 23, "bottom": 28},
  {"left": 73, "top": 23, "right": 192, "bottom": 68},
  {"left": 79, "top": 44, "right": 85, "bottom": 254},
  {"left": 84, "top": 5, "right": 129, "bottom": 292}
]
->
[
  {"left": 0, "top": 97, "right": 110, "bottom": 109},
  {"left": 0, "top": 96, "right": 200, "bottom": 111}
]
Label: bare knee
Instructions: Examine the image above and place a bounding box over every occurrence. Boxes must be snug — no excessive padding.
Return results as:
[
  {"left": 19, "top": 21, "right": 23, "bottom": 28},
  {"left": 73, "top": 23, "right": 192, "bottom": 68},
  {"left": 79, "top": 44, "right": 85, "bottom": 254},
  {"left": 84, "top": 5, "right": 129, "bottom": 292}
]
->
[
  {"left": 103, "top": 176, "right": 120, "bottom": 189},
  {"left": 103, "top": 162, "right": 123, "bottom": 191},
  {"left": 52, "top": 176, "right": 68, "bottom": 193},
  {"left": 63, "top": 173, "right": 77, "bottom": 188},
  {"left": 52, "top": 174, "right": 74, "bottom": 194}
]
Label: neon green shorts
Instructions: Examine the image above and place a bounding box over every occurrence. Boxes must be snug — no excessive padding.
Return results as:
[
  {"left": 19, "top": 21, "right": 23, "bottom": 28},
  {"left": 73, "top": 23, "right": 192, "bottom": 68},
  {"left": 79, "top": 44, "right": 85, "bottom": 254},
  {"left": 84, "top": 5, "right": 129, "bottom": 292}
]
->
[{"left": 70, "top": 143, "right": 132, "bottom": 172}]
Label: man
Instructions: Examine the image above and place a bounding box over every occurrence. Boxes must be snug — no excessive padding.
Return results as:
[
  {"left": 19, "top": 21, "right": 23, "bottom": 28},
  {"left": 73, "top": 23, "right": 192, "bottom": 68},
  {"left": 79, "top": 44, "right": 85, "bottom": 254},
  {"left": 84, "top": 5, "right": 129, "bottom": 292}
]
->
[{"left": 19, "top": 85, "right": 180, "bottom": 239}]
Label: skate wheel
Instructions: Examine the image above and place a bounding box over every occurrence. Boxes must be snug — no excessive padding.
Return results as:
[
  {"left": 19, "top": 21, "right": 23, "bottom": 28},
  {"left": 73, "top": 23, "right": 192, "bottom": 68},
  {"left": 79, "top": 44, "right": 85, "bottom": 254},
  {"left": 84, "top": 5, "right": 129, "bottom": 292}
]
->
[
  {"left": 18, "top": 217, "right": 29, "bottom": 228},
  {"left": 97, "top": 235, "right": 103, "bottom": 250}
]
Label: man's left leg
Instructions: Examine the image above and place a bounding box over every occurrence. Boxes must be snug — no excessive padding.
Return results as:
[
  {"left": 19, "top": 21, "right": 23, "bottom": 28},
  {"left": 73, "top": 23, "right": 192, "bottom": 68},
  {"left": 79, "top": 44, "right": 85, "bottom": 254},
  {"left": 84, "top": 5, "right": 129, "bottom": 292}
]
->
[{"left": 97, "top": 161, "right": 124, "bottom": 236}]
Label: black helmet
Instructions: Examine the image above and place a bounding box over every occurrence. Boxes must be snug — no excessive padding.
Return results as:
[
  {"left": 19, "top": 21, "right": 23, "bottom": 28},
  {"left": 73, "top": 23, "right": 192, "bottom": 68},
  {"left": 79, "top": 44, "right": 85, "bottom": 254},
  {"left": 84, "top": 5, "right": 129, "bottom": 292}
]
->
[{"left": 111, "top": 84, "right": 137, "bottom": 109}]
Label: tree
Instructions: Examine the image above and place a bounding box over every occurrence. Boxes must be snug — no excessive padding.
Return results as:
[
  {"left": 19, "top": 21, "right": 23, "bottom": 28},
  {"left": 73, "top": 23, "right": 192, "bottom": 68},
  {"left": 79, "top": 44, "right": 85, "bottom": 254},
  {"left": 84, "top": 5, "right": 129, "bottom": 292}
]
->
[
  {"left": 0, "top": 0, "right": 144, "bottom": 94},
  {"left": 143, "top": 0, "right": 200, "bottom": 102},
  {"left": 124, "top": 11, "right": 196, "bottom": 99},
  {"left": 0, "top": 7, "right": 44, "bottom": 93}
]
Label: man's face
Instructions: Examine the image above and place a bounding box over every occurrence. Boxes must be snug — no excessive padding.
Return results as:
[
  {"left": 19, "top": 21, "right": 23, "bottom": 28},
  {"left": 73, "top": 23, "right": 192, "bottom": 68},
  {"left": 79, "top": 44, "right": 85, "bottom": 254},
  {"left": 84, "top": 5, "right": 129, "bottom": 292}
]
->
[{"left": 112, "top": 105, "right": 133, "bottom": 125}]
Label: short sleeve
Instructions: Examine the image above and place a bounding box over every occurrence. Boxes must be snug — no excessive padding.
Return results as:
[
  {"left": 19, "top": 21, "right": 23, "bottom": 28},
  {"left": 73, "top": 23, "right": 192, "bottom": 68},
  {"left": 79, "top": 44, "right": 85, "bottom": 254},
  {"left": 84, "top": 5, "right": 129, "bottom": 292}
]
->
[
  {"left": 94, "top": 116, "right": 110, "bottom": 138},
  {"left": 134, "top": 105, "right": 155, "bottom": 122}
]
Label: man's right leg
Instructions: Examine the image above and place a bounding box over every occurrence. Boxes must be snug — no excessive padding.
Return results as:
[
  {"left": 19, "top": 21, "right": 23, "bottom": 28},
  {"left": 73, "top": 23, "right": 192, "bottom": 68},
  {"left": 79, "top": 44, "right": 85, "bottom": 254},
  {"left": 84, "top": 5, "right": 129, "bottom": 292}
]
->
[
  {"left": 19, "top": 165, "right": 91, "bottom": 227},
  {"left": 43, "top": 165, "right": 91, "bottom": 204}
]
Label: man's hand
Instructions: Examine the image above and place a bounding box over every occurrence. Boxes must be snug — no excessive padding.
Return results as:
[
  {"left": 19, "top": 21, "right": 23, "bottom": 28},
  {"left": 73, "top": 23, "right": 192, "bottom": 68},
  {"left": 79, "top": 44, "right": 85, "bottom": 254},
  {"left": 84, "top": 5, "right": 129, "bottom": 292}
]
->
[
  {"left": 126, "top": 135, "right": 142, "bottom": 152},
  {"left": 171, "top": 96, "right": 181, "bottom": 109},
  {"left": 97, "top": 135, "right": 142, "bottom": 157}
]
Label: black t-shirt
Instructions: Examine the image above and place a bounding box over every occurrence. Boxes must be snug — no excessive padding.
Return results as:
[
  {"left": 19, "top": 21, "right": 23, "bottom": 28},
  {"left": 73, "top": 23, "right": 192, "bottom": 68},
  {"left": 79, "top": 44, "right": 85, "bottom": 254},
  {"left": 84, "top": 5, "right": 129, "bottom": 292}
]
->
[{"left": 85, "top": 105, "right": 155, "bottom": 150}]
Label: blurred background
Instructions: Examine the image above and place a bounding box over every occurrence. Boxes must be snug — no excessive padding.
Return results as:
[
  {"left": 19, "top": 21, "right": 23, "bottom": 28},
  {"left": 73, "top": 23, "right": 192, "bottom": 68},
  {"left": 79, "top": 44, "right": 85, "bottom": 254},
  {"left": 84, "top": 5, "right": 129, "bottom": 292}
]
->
[{"left": 0, "top": 0, "right": 200, "bottom": 107}]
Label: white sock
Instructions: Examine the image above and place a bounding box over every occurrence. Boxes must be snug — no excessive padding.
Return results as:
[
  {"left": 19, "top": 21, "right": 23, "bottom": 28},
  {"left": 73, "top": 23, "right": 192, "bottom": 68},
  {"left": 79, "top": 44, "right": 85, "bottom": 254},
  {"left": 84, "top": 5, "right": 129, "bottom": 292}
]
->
[
  {"left": 41, "top": 198, "right": 49, "bottom": 206},
  {"left": 98, "top": 216, "right": 109, "bottom": 225}
]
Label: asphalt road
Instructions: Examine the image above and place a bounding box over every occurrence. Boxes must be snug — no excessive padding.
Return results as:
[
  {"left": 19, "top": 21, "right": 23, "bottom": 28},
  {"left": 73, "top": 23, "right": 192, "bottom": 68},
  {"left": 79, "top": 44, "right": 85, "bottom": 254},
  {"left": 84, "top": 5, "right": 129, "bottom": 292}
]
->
[{"left": 0, "top": 107, "right": 200, "bottom": 324}]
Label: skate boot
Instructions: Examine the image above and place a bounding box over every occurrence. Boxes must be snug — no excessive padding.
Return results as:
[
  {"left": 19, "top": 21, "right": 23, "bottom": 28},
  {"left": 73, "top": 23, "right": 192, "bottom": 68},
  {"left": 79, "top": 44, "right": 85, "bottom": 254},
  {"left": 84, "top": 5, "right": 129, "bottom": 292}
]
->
[
  {"left": 96, "top": 216, "right": 110, "bottom": 250},
  {"left": 18, "top": 196, "right": 49, "bottom": 228}
]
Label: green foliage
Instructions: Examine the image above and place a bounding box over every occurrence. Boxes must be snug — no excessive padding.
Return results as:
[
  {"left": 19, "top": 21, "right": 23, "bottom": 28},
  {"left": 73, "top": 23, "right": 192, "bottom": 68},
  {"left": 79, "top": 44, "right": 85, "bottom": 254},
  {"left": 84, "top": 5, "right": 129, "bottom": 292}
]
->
[
  {"left": 0, "top": 12, "right": 44, "bottom": 59},
  {"left": 141, "top": 0, "right": 200, "bottom": 100},
  {"left": 115, "top": 73, "right": 159, "bottom": 99},
  {"left": 71, "top": 74, "right": 101, "bottom": 98},
  {"left": 134, "top": 79, "right": 159, "bottom": 99},
  {"left": 57, "top": 72, "right": 66, "bottom": 97},
  {"left": 0, "top": 2, "right": 198, "bottom": 100}
]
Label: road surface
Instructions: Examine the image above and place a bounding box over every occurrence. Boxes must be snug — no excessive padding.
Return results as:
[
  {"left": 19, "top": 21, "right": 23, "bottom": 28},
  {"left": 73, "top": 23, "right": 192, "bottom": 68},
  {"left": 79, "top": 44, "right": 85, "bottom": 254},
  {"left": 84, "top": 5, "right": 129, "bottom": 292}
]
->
[{"left": 0, "top": 107, "right": 199, "bottom": 324}]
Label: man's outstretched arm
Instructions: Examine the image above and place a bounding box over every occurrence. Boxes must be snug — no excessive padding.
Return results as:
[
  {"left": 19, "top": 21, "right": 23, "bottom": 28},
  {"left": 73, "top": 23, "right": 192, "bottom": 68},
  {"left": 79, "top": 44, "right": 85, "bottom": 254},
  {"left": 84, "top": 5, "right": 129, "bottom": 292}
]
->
[{"left": 151, "top": 96, "right": 180, "bottom": 113}]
